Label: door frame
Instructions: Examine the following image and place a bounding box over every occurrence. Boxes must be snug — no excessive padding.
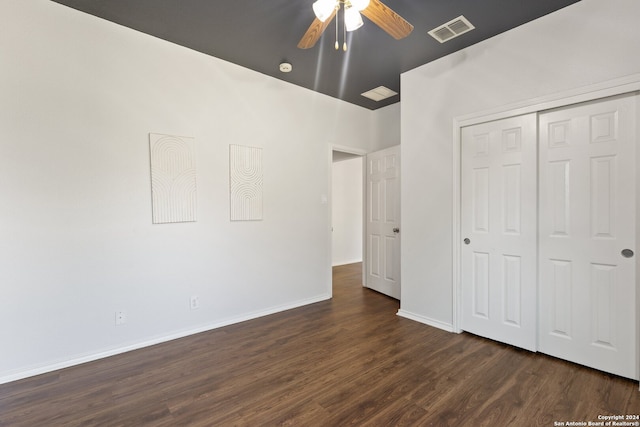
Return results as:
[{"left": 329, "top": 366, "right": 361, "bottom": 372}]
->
[
  {"left": 452, "top": 73, "right": 640, "bottom": 345},
  {"left": 329, "top": 144, "right": 368, "bottom": 296}
]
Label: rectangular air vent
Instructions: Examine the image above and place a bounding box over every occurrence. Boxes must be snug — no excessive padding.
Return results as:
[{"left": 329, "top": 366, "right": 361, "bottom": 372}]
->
[
  {"left": 361, "top": 86, "right": 398, "bottom": 102},
  {"left": 428, "top": 15, "right": 475, "bottom": 43}
]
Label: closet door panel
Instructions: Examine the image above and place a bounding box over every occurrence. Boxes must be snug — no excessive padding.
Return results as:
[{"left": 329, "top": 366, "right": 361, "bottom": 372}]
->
[
  {"left": 539, "top": 95, "right": 637, "bottom": 380},
  {"left": 461, "top": 114, "right": 537, "bottom": 351}
]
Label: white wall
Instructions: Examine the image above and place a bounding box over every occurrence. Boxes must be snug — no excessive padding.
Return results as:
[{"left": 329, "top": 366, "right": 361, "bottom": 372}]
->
[
  {"left": 332, "top": 157, "right": 363, "bottom": 266},
  {"left": 371, "top": 103, "right": 401, "bottom": 151},
  {"left": 0, "top": 0, "right": 379, "bottom": 383},
  {"left": 400, "top": 0, "right": 640, "bottom": 329}
]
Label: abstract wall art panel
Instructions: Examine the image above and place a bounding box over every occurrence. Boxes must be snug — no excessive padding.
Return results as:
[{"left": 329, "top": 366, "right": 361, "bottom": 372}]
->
[
  {"left": 149, "top": 133, "right": 197, "bottom": 224},
  {"left": 229, "top": 144, "right": 263, "bottom": 221}
]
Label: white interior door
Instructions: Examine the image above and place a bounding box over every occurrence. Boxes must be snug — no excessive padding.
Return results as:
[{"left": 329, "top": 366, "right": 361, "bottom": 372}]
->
[
  {"left": 539, "top": 94, "right": 637, "bottom": 380},
  {"left": 461, "top": 114, "right": 537, "bottom": 351},
  {"left": 365, "top": 145, "right": 401, "bottom": 299}
]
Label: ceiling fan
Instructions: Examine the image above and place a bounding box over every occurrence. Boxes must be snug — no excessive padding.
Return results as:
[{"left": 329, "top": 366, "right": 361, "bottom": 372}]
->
[{"left": 298, "top": 0, "right": 414, "bottom": 50}]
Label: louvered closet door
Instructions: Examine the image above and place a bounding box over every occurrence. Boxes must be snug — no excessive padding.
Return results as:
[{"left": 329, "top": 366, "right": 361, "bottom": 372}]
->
[
  {"left": 461, "top": 114, "right": 537, "bottom": 351},
  {"left": 538, "top": 94, "right": 637, "bottom": 380}
]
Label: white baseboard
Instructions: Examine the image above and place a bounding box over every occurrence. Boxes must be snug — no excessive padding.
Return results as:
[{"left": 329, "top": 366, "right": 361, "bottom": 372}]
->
[
  {"left": 396, "top": 309, "right": 455, "bottom": 333},
  {"left": 331, "top": 259, "right": 363, "bottom": 267},
  {"left": 0, "top": 294, "right": 331, "bottom": 385}
]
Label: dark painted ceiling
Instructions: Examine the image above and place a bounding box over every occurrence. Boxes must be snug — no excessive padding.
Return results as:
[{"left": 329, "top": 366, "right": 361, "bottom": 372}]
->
[{"left": 51, "top": 0, "right": 581, "bottom": 110}]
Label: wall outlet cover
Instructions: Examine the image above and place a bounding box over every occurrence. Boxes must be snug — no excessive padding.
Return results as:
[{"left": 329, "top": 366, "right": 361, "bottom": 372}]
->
[
  {"left": 190, "top": 296, "right": 200, "bottom": 310},
  {"left": 115, "top": 311, "right": 126, "bottom": 325}
]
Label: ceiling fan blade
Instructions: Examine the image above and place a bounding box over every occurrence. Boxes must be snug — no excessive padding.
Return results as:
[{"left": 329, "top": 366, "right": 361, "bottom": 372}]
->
[
  {"left": 297, "top": 9, "right": 338, "bottom": 49},
  {"left": 361, "top": 0, "right": 414, "bottom": 40}
]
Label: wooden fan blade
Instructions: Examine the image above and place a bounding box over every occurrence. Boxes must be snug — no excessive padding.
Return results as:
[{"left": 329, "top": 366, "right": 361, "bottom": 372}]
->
[
  {"left": 297, "top": 9, "right": 338, "bottom": 49},
  {"left": 361, "top": 0, "right": 414, "bottom": 40}
]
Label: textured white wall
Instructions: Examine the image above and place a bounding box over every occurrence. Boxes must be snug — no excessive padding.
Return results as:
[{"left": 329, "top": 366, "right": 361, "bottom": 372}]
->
[
  {"left": 400, "top": 0, "right": 640, "bottom": 329},
  {"left": 332, "top": 157, "right": 363, "bottom": 266},
  {"left": 0, "top": 0, "right": 378, "bottom": 382}
]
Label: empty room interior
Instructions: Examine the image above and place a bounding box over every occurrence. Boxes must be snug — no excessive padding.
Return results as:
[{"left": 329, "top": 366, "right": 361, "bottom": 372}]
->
[{"left": 2, "top": 0, "right": 640, "bottom": 425}]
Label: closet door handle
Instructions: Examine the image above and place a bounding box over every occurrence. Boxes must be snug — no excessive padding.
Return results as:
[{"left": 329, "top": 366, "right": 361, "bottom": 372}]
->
[
  {"left": 464, "top": 238, "right": 471, "bottom": 245},
  {"left": 621, "top": 249, "right": 634, "bottom": 258}
]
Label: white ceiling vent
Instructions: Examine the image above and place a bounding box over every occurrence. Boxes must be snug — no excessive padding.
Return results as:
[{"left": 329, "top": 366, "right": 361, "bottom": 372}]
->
[
  {"left": 361, "top": 86, "right": 398, "bottom": 102},
  {"left": 428, "top": 15, "right": 475, "bottom": 43}
]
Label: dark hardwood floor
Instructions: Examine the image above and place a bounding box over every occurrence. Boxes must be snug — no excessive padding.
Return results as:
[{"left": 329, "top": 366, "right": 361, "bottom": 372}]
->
[{"left": 1, "top": 263, "right": 638, "bottom": 426}]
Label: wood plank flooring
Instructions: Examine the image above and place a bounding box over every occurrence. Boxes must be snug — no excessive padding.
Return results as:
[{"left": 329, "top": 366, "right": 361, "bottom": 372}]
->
[{"left": 1, "top": 263, "right": 638, "bottom": 426}]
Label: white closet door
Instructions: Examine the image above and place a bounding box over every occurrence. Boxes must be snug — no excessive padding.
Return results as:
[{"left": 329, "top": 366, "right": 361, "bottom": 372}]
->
[
  {"left": 461, "top": 114, "right": 537, "bottom": 351},
  {"left": 539, "top": 95, "right": 637, "bottom": 380}
]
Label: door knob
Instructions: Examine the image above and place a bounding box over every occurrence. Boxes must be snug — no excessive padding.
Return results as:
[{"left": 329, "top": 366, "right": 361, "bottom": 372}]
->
[
  {"left": 464, "top": 238, "right": 471, "bottom": 245},
  {"left": 393, "top": 228, "right": 400, "bottom": 233},
  {"left": 621, "top": 249, "right": 634, "bottom": 258}
]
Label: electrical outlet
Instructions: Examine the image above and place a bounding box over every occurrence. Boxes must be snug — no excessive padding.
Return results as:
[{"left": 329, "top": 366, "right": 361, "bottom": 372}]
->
[
  {"left": 115, "top": 310, "right": 126, "bottom": 325},
  {"left": 190, "top": 295, "right": 200, "bottom": 310}
]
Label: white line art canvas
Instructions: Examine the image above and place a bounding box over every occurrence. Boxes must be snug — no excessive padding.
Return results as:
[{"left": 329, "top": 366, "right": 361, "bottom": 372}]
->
[
  {"left": 229, "top": 145, "right": 263, "bottom": 221},
  {"left": 149, "top": 133, "right": 197, "bottom": 224}
]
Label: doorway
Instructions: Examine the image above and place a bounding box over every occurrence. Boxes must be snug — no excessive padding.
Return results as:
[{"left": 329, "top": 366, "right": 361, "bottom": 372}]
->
[
  {"left": 332, "top": 151, "right": 364, "bottom": 267},
  {"left": 330, "top": 145, "right": 402, "bottom": 301}
]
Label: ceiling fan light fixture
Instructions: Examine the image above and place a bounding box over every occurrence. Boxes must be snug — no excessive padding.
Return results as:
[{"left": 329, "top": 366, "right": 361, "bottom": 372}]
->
[
  {"left": 299, "top": 0, "right": 412, "bottom": 50},
  {"left": 312, "top": 0, "right": 337, "bottom": 22},
  {"left": 344, "top": 5, "right": 363, "bottom": 32},
  {"left": 350, "top": 0, "right": 370, "bottom": 11}
]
